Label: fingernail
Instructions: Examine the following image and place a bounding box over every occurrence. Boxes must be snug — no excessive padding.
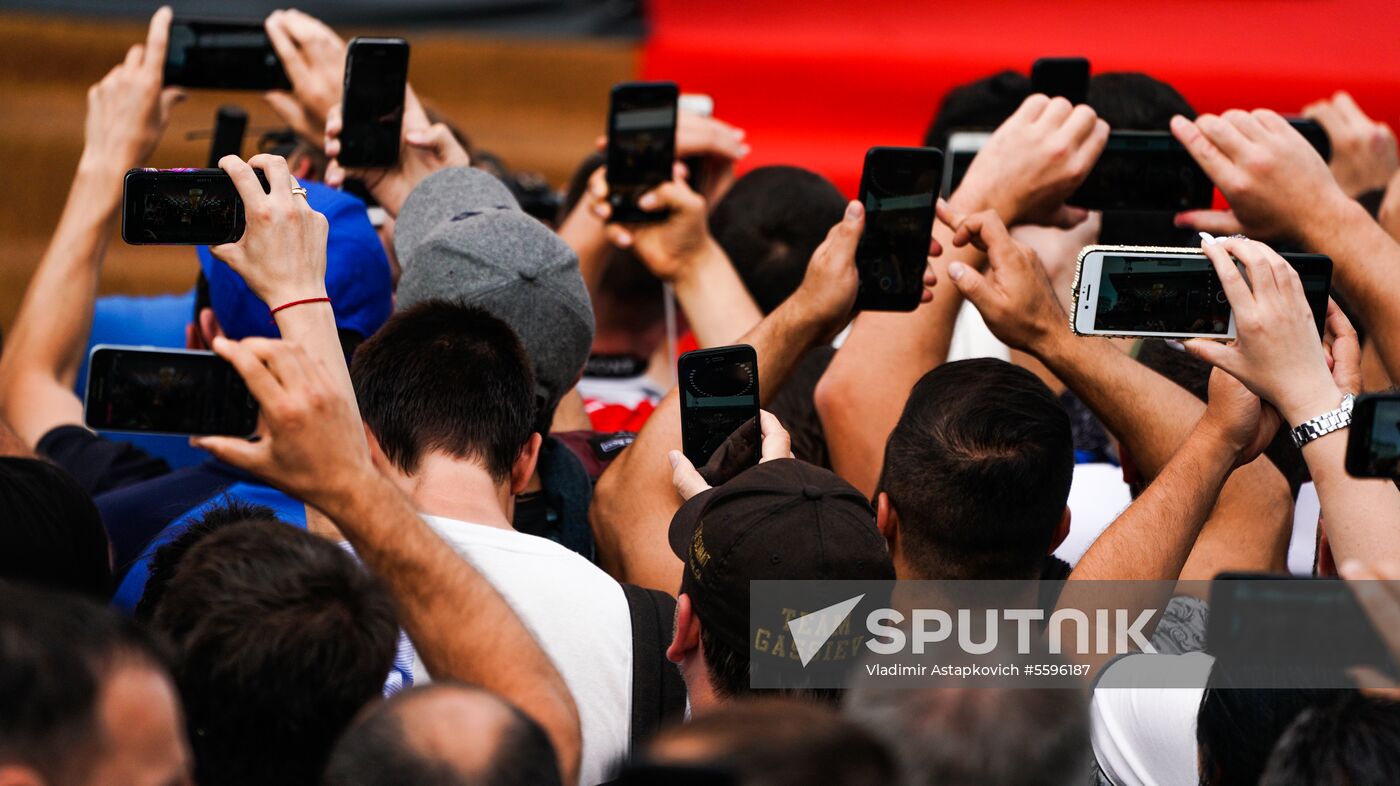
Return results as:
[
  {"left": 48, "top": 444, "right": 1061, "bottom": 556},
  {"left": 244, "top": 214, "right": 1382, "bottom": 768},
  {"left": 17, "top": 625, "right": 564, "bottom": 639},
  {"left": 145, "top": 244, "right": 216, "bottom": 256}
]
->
[
  {"left": 1199, "top": 231, "right": 1218, "bottom": 246},
  {"left": 845, "top": 201, "right": 863, "bottom": 221},
  {"left": 668, "top": 450, "right": 681, "bottom": 468},
  {"left": 947, "top": 262, "right": 965, "bottom": 281},
  {"left": 1164, "top": 339, "right": 1186, "bottom": 351}
]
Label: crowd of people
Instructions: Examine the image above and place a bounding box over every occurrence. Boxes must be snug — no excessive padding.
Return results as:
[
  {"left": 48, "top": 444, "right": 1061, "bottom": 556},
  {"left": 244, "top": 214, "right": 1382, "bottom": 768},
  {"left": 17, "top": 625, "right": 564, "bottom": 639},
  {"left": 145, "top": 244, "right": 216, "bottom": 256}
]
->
[{"left": 7, "top": 5, "right": 1400, "bottom": 785}]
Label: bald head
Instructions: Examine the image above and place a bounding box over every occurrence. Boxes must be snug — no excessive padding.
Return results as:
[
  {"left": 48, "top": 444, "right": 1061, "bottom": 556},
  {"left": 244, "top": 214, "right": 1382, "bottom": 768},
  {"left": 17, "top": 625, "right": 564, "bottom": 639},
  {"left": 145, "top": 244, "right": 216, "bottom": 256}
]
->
[{"left": 323, "top": 683, "right": 561, "bottom": 786}]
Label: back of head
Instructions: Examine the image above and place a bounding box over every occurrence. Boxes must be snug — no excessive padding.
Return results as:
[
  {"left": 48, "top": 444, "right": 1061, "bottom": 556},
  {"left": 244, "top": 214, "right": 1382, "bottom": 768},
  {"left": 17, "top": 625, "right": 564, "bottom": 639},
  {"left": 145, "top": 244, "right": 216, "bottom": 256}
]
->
[
  {"left": 710, "top": 166, "right": 847, "bottom": 314},
  {"left": 1196, "top": 676, "right": 1349, "bottom": 786},
  {"left": 324, "top": 682, "right": 562, "bottom": 786},
  {"left": 642, "top": 698, "right": 896, "bottom": 786},
  {"left": 0, "top": 457, "right": 111, "bottom": 598},
  {"left": 148, "top": 519, "right": 398, "bottom": 786},
  {"left": 1086, "top": 72, "right": 1195, "bottom": 131},
  {"left": 351, "top": 300, "right": 537, "bottom": 482},
  {"left": 923, "top": 70, "right": 1033, "bottom": 150},
  {"left": 846, "top": 685, "right": 1089, "bottom": 786},
  {"left": 1260, "top": 694, "right": 1400, "bottom": 786},
  {"left": 879, "top": 359, "right": 1073, "bottom": 580},
  {"left": 0, "top": 582, "right": 168, "bottom": 783}
]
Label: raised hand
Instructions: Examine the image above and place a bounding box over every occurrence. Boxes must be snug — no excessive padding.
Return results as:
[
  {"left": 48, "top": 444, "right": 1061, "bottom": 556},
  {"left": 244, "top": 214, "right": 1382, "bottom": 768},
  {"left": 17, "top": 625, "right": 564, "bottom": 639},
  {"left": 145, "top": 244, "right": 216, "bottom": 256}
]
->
[
  {"left": 262, "top": 9, "right": 347, "bottom": 147},
  {"left": 953, "top": 94, "right": 1109, "bottom": 227},
  {"left": 668, "top": 411, "right": 794, "bottom": 500},
  {"left": 943, "top": 208, "right": 1066, "bottom": 353},
  {"left": 592, "top": 163, "right": 712, "bottom": 279},
  {"left": 1303, "top": 91, "right": 1399, "bottom": 198},
  {"left": 597, "top": 111, "right": 748, "bottom": 203},
  {"left": 1196, "top": 367, "right": 1281, "bottom": 469},
  {"left": 81, "top": 6, "right": 184, "bottom": 174}
]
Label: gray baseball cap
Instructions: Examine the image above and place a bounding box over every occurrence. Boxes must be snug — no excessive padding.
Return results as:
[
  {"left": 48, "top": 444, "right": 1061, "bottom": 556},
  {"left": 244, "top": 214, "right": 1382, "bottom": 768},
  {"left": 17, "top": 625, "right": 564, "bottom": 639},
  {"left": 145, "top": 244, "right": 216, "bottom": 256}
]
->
[{"left": 394, "top": 167, "right": 595, "bottom": 424}]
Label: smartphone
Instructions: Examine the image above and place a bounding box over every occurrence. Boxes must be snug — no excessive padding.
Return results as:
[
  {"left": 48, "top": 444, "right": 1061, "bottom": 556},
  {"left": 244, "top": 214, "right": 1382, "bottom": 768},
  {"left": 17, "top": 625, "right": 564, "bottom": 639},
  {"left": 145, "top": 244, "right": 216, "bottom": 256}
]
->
[
  {"left": 1068, "top": 131, "right": 1215, "bottom": 212},
  {"left": 122, "top": 168, "right": 270, "bottom": 246},
  {"left": 164, "top": 19, "right": 291, "bottom": 91},
  {"left": 679, "top": 92, "right": 714, "bottom": 195},
  {"left": 941, "top": 130, "right": 990, "bottom": 198},
  {"left": 84, "top": 346, "right": 259, "bottom": 438},
  {"left": 606, "top": 81, "right": 679, "bottom": 224},
  {"left": 679, "top": 345, "right": 760, "bottom": 480},
  {"left": 1031, "top": 57, "right": 1090, "bottom": 104},
  {"left": 206, "top": 105, "right": 248, "bottom": 168},
  {"left": 337, "top": 37, "right": 410, "bottom": 169},
  {"left": 854, "top": 146, "right": 944, "bottom": 312},
  {"left": 1346, "top": 394, "right": 1400, "bottom": 477},
  {"left": 1208, "top": 573, "right": 1397, "bottom": 682},
  {"left": 1287, "top": 117, "right": 1333, "bottom": 163},
  {"left": 1071, "top": 245, "right": 1332, "bottom": 340}
]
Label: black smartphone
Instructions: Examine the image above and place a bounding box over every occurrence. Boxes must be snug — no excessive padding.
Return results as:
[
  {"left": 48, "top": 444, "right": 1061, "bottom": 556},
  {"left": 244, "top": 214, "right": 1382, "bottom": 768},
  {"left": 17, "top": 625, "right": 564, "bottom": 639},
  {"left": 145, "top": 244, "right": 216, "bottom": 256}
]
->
[
  {"left": 1287, "top": 117, "right": 1333, "bottom": 162},
  {"left": 1208, "top": 573, "right": 1397, "bottom": 683},
  {"left": 122, "top": 168, "right": 269, "bottom": 246},
  {"left": 1031, "top": 57, "right": 1090, "bottom": 104},
  {"left": 679, "top": 345, "right": 760, "bottom": 480},
  {"left": 854, "top": 146, "right": 944, "bottom": 312},
  {"left": 1346, "top": 394, "right": 1400, "bottom": 477},
  {"left": 1073, "top": 246, "right": 1332, "bottom": 339},
  {"left": 1069, "top": 131, "right": 1215, "bottom": 212},
  {"left": 206, "top": 105, "right": 248, "bottom": 168},
  {"left": 338, "top": 37, "right": 410, "bottom": 169},
  {"left": 606, "top": 81, "right": 679, "bottom": 224},
  {"left": 84, "top": 346, "right": 259, "bottom": 438},
  {"left": 164, "top": 18, "right": 291, "bottom": 91}
]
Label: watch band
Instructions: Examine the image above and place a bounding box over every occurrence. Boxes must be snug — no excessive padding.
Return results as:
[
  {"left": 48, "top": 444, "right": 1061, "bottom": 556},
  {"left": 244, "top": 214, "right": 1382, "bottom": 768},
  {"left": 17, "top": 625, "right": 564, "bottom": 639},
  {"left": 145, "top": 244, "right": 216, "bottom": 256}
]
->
[{"left": 1289, "top": 393, "right": 1355, "bottom": 449}]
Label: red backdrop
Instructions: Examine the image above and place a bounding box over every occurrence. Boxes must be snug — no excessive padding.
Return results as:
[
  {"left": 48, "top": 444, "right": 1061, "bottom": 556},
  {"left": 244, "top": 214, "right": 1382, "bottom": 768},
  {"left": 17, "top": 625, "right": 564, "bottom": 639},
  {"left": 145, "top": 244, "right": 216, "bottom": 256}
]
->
[{"left": 643, "top": 0, "right": 1400, "bottom": 195}]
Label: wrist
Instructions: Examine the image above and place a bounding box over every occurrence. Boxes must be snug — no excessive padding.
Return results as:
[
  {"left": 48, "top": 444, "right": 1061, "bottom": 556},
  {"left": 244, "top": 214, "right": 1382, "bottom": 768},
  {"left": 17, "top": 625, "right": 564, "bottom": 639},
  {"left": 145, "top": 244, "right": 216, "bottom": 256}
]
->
[
  {"left": 1279, "top": 382, "right": 1345, "bottom": 428},
  {"left": 1300, "top": 190, "right": 1367, "bottom": 251},
  {"left": 1188, "top": 416, "right": 1246, "bottom": 468},
  {"left": 671, "top": 237, "right": 727, "bottom": 289}
]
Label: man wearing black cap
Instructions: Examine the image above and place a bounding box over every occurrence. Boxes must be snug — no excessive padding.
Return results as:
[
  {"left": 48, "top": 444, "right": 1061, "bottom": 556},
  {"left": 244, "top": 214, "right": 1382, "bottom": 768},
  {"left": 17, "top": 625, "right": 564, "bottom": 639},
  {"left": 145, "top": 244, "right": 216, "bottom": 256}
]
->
[{"left": 666, "top": 418, "right": 895, "bottom": 711}]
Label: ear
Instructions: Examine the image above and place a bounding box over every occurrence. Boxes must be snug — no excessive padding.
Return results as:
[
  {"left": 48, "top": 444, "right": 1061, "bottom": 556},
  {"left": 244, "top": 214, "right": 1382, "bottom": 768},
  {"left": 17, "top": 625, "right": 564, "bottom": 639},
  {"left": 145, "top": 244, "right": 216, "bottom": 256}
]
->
[
  {"left": 0, "top": 765, "right": 46, "bottom": 786},
  {"left": 666, "top": 592, "right": 701, "bottom": 665},
  {"left": 291, "top": 155, "right": 314, "bottom": 181},
  {"left": 1048, "top": 506, "right": 1071, "bottom": 554},
  {"left": 875, "top": 492, "right": 898, "bottom": 548},
  {"left": 197, "top": 307, "right": 223, "bottom": 348},
  {"left": 509, "top": 433, "right": 544, "bottom": 496}
]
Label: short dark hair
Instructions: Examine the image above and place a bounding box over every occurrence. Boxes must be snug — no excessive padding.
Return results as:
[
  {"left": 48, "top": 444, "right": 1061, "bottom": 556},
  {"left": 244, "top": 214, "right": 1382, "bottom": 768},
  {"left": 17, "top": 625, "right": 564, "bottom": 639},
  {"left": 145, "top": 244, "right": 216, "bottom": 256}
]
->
[
  {"left": 923, "top": 70, "right": 1033, "bottom": 151},
  {"left": 0, "top": 582, "right": 169, "bottom": 782},
  {"left": 1196, "top": 674, "right": 1348, "bottom": 786},
  {"left": 1260, "top": 693, "right": 1400, "bottom": 786},
  {"left": 135, "top": 498, "right": 279, "bottom": 622},
  {"left": 846, "top": 685, "right": 1089, "bottom": 786},
  {"left": 148, "top": 519, "right": 399, "bottom": 786},
  {"left": 710, "top": 166, "right": 847, "bottom": 314},
  {"left": 1086, "top": 72, "right": 1196, "bottom": 131},
  {"left": 878, "top": 359, "right": 1073, "bottom": 580},
  {"left": 352, "top": 300, "right": 537, "bottom": 482},
  {"left": 0, "top": 457, "right": 111, "bottom": 598},
  {"left": 323, "top": 683, "right": 562, "bottom": 786},
  {"left": 641, "top": 698, "right": 897, "bottom": 785}
]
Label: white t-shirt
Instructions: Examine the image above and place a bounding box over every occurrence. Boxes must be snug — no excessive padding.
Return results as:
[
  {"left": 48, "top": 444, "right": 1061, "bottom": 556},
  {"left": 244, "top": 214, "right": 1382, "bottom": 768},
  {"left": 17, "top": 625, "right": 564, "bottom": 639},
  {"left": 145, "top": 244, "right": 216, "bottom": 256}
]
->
[{"left": 414, "top": 515, "right": 635, "bottom": 786}]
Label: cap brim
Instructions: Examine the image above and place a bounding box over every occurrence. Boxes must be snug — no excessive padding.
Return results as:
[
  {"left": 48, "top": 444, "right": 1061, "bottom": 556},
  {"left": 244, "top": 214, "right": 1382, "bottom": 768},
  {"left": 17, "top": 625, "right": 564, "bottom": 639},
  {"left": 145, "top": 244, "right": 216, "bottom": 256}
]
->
[{"left": 668, "top": 485, "right": 721, "bottom": 562}]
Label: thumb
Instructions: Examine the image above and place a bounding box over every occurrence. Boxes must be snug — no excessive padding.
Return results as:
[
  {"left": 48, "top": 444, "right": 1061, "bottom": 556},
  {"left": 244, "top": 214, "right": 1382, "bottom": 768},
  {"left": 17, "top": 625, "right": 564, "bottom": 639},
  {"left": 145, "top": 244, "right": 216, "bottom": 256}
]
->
[
  {"left": 1047, "top": 204, "right": 1090, "bottom": 229},
  {"left": 669, "top": 450, "right": 711, "bottom": 501},
  {"left": 758, "top": 411, "right": 793, "bottom": 463},
  {"left": 947, "top": 261, "right": 994, "bottom": 312},
  {"left": 827, "top": 200, "right": 866, "bottom": 253},
  {"left": 190, "top": 435, "right": 266, "bottom": 473},
  {"left": 1183, "top": 338, "right": 1235, "bottom": 371},
  {"left": 1174, "top": 209, "right": 1242, "bottom": 235},
  {"left": 405, "top": 124, "right": 455, "bottom": 156}
]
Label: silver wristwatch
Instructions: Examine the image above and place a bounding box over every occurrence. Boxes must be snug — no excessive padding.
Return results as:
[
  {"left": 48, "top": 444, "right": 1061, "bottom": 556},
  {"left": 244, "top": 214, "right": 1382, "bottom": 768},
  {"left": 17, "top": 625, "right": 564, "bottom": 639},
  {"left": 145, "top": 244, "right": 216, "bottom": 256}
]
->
[{"left": 1289, "top": 393, "right": 1355, "bottom": 449}]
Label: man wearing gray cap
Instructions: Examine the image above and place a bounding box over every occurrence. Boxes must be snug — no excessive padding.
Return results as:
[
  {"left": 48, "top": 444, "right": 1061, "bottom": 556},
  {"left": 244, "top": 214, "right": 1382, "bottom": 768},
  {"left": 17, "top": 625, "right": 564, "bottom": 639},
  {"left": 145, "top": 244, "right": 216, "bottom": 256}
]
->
[{"left": 394, "top": 166, "right": 605, "bottom": 558}]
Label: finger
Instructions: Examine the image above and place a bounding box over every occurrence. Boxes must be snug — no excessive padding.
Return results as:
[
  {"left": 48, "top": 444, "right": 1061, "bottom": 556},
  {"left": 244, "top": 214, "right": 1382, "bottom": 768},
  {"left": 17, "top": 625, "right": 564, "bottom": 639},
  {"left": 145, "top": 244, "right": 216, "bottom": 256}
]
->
[
  {"left": 123, "top": 43, "right": 143, "bottom": 72},
  {"left": 325, "top": 161, "right": 346, "bottom": 189},
  {"left": 952, "top": 210, "right": 1014, "bottom": 256},
  {"left": 604, "top": 224, "right": 633, "bottom": 249},
  {"left": 1333, "top": 91, "right": 1366, "bottom": 123},
  {"left": 1195, "top": 113, "right": 1253, "bottom": 161},
  {"left": 1067, "top": 118, "right": 1111, "bottom": 178},
  {"left": 927, "top": 233, "right": 943, "bottom": 258},
  {"left": 1252, "top": 108, "right": 1295, "bottom": 136},
  {"left": 247, "top": 153, "right": 293, "bottom": 206},
  {"left": 935, "top": 197, "right": 966, "bottom": 231},
  {"left": 143, "top": 6, "right": 172, "bottom": 73},
  {"left": 157, "top": 87, "right": 186, "bottom": 120},
  {"left": 1219, "top": 237, "right": 1280, "bottom": 299},
  {"left": 1036, "top": 96, "right": 1074, "bottom": 128},
  {"left": 1183, "top": 338, "right": 1237, "bottom": 372},
  {"left": 1047, "top": 205, "right": 1091, "bottom": 229},
  {"left": 219, "top": 155, "right": 271, "bottom": 212},
  {"left": 947, "top": 262, "right": 997, "bottom": 315},
  {"left": 189, "top": 434, "right": 268, "bottom": 471},
  {"left": 1174, "top": 209, "right": 1243, "bottom": 236},
  {"left": 669, "top": 450, "right": 711, "bottom": 501},
  {"left": 238, "top": 336, "right": 312, "bottom": 391},
  {"left": 210, "top": 336, "right": 287, "bottom": 408},
  {"left": 264, "top": 11, "right": 311, "bottom": 86},
  {"left": 595, "top": 135, "right": 608, "bottom": 151},
  {"left": 1172, "top": 115, "right": 1240, "bottom": 183},
  {"left": 1010, "top": 93, "right": 1051, "bottom": 125},
  {"left": 1061, "top": 104, "right": 1099, "bottom": 144},
  {"left": 1221, "top": 109, "right": 1266, "bottom": 141},
  {"left": 1302, "top": 100, "right": 1342, "bottom": 131},
  {"left": 758, "top": 410, "right": 793, "bottom": 462},
  {"left": 1200, "top": 234, "right": 1256, "bottom": 313}
]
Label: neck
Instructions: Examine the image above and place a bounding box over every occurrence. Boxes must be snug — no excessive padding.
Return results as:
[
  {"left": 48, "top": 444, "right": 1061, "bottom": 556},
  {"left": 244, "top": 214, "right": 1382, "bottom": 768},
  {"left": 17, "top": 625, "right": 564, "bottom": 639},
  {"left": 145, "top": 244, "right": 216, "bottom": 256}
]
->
[
  {"left": 681, "top": 657, "right": 720, "bottom": 715},
  {"left": 398, "top": 452, "right": 515, "bottom": 530}
]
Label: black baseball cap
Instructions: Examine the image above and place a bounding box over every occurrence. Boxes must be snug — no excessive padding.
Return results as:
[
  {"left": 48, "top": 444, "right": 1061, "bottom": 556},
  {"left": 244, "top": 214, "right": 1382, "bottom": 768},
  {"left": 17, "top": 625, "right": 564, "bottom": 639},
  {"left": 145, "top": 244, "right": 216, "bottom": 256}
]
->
[{"left": 668, "top": 459, "right": 895, "bottom": 652}]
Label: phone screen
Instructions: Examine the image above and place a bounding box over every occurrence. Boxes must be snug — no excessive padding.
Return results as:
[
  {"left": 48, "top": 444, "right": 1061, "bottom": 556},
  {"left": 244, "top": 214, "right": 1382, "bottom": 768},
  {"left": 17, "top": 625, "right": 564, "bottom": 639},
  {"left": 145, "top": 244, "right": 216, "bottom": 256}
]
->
[
  {"left": 164, "top": 19, "right": 290, "bottom": 91},
  {"left": 122, "top": 168, "right": 269, "bottom": 246},
  {"left": 1069, "top": 132, "right": 1214, "bottom": 212},
  {"left": 855, "top": 147, "right": 943, "bottom": 312},
  {"left": 1031, "top": 57, "right": 1090, "bottom": 104},
  {"left": 679, "top": 346, "right": 760, "bottom": 477},
  {"left": 1083, "top": 251, "right": 1330, "bottom": 337},
  {"left": 85, "top": 347, "right": 259, "bottom": 437},
  {"left": 1347, "top": 395, "right": 1400, "bottom": 477},
  {"left": 606, "top": 81, "right": 679, "bottom": 223},
  {"left": 338, "top": 38, "right": 410, "bottom": 169}
]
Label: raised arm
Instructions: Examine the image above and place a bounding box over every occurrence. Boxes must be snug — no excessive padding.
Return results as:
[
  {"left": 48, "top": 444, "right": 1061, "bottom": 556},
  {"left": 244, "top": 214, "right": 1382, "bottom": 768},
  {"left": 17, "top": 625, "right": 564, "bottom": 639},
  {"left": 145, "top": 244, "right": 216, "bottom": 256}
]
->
[
  {"left": 1184, "top": 236, "right": 1400, "bottom": 565},
  {"left": 816, "top": 94, "right": 1109, "bottom": 496},
  {"left": 0, "top": 8, "right": 182, "bottom": 447},
  {"left": 262, "top": 9, "right": 347, "bottom": 149},
  {"left": 590, "top": 201, "right": 888, "bottom": 592},
  {"left": 192, "top": 337, "right": 582, "bottom": 786},
  {"left": 1301, "top": 91, "right": 1398, "bottom": 200}
]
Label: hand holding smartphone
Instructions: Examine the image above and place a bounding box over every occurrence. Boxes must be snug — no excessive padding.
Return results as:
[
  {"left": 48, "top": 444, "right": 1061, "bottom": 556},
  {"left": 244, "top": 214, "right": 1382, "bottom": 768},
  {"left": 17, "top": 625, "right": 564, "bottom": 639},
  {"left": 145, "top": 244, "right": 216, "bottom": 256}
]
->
[
  {"left": 854, "top": 146, "right": 943, "bottom": 312},
  {"left": 84, "top": 346, "right": 259, "bottom": 438},
  {"left": 606, "top": 81, "right": 679, "bottom": 223},
  {"left": 337, "top": 37, "right": 411, "bottom": 169},
  {"left": 1068, "top": 131, "right": 1215, "bottom": 212},
  {"left": 679, "top": 345, "right": 760, "bottom": 485},
  {"left": 164, "top": 18, "right": 291, "bottom": 91},
  {"left": 122, "top": 168, "right": 271, "bottom": 246}
]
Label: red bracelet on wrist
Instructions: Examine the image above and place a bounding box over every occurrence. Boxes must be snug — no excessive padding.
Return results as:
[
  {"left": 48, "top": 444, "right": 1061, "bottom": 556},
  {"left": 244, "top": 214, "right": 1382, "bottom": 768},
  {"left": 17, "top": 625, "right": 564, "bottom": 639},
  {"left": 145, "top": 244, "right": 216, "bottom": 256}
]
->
[{"left": 269, "top": 296, "right": 332, "bottom": 316}]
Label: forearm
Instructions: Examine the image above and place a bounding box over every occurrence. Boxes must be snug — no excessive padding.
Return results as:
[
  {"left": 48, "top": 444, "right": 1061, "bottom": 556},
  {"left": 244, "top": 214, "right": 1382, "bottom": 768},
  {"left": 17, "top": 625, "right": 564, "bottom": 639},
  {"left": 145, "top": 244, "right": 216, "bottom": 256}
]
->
[
  {"left": 328, "top": 474, "right": 582, "bottom": 785},
  {"left": 671, "top": 240, "right": 762, "bottom": 347},
  {"left": 0, "top": 158, "right": 124, "bottom": 444},
  {"left": 1303, "top": 430, "right": 1400, "bottom": 564},
  {"left": 557, "top": 205, "right": 613, "bottom": 297},
  {"left": 272, "top": 300, "right": 357, "bottom": 411},
  {"left": 1177, "top": 456, "right": 1293, "bottom": 581}
]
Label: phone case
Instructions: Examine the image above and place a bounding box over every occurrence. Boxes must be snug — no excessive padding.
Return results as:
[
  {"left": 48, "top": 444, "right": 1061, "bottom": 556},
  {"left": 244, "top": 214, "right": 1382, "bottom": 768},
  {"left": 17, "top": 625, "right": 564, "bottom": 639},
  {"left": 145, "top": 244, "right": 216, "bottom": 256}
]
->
[{"left": 1069, "top": 244, "right": 1216, "bottom": 339}]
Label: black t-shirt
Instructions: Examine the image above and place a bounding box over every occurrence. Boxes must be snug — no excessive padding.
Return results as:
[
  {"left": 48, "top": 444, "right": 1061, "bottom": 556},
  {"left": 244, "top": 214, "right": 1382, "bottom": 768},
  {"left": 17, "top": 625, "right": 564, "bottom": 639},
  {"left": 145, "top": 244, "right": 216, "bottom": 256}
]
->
[{"left": 38, "top": 425, "right": 170, "bottom": 497}]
